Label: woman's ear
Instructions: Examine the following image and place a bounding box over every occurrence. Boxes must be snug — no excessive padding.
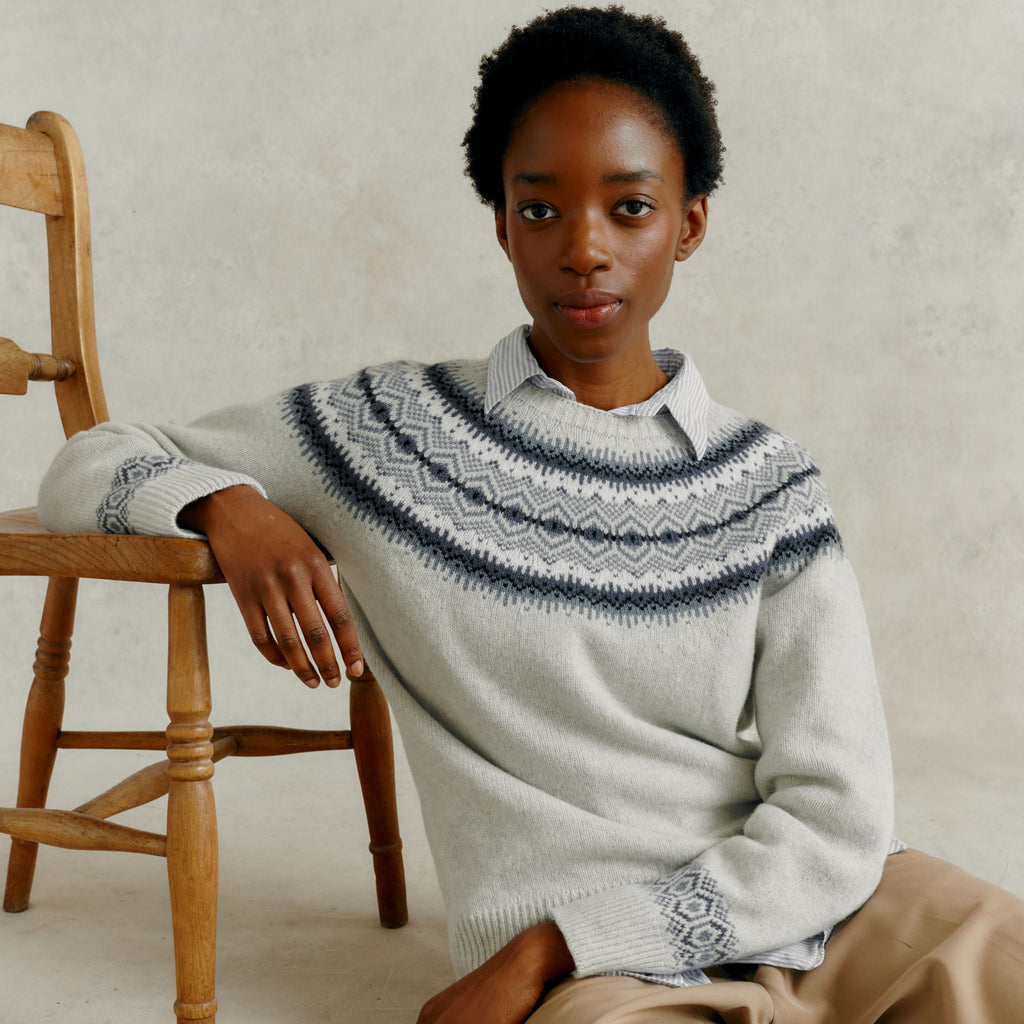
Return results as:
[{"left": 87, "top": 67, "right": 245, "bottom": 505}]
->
[
  {"left": 495, "top": 208, "right": 512, "bottom": 261},
  {"left": 676, "top": 195, "right": 708, "bottom": 262}
]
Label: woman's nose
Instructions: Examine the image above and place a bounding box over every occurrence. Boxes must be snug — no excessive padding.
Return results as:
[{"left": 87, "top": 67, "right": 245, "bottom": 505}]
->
[{"left": 560, "top": 211, "right": 612, "bottom": 276}]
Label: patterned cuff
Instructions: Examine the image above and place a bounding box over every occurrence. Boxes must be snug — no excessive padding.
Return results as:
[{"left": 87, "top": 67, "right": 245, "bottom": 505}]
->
[
  {"left": 97, "top": 454, "right": 266, "bottom": 538},
  {"left": 552, "top": 865, "right": 739, "bottom": 978}
]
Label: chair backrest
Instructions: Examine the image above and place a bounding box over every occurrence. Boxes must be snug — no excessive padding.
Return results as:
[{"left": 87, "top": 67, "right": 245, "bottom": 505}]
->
[{"left": 0, "top": 111, "right": 108, "bottom": 438}]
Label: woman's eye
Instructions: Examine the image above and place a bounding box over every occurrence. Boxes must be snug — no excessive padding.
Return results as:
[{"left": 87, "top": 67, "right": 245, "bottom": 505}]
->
[
  {"left": 615, "top": 198, "right": 655, "bottom": 218},
  {"left": 518, "top": 203, "right": 557, "bottom": 222}
]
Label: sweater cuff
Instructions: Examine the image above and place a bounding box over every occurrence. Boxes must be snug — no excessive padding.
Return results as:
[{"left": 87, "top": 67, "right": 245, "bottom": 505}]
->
[
  {"left": 552, "top": 884, "right": 676, "bottom": 977},
  {"left": 551, "top": 861, "right": 744, "bottom": 978},
  {"left": 95, "top": 454, "right": 266, "bottom": 539}
]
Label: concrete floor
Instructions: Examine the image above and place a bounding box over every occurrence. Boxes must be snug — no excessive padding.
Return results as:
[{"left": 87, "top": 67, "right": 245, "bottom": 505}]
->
[{"left": 0, "top": 731, "right": 1021, "bottom": 1023}]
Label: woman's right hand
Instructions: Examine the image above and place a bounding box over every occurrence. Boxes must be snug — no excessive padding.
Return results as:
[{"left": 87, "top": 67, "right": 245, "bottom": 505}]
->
[{"left": 179, "top": 485, "right": 363, "bottom": 688}]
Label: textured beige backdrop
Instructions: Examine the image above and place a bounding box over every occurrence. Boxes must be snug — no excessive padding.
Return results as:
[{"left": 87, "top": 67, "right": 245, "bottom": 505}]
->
[{"left": 2, "top": 0, "right": 1022, "bottom": 898}]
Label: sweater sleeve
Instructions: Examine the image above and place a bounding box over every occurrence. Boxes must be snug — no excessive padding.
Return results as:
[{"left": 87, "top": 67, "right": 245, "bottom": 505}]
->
[
  {"left": 552, "top": 518, "right": 894, "bottom": 977},
  {"left": 36, "top": 388, "right": 313, "bottom": 538}
]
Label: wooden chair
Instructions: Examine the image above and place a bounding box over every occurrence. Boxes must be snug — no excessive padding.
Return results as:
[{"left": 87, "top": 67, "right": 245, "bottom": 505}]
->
[{"left": 0, "top": 111, "right": 407, "bottom": 1023}]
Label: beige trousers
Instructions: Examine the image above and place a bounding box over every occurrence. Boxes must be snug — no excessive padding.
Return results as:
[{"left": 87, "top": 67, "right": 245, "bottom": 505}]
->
[{"left": 528, "top": 849, "right": 1024, "bottom": 1023}]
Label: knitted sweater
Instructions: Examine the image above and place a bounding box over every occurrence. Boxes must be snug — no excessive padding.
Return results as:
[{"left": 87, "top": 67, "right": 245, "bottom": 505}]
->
[{"left": 38, "top": 345, "right": 894, "bottom": 981}]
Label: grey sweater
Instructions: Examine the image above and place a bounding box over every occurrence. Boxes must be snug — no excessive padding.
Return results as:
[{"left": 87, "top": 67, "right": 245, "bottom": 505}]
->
[{"left": 38, "top": 354, "right": 894, "bottom": 981}]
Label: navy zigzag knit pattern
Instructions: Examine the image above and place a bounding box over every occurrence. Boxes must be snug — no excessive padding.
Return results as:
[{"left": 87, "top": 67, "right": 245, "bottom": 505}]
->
[{"left": 282, "top": 360, "right": 840, "bottom": 623}]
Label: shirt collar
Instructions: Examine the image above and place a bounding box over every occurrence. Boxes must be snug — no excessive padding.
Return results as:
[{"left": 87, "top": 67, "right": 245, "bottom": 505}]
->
[{"left": 484, "top": 325, "right": 709, "bottom": 459}]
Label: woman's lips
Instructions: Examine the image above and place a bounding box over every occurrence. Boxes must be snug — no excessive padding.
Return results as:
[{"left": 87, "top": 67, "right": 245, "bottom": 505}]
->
[{"left": 554, "top": 291, "right": 623, "bottom": 329}]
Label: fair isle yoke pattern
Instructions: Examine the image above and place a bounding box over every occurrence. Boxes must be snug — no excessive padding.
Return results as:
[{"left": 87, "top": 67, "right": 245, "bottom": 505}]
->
[{"left": 281, "top": 359, "right": 841, "bottom": 623}]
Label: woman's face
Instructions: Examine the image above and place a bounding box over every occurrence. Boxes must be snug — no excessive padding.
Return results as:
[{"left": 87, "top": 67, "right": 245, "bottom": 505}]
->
[{"left": 495, "top": 77, "right": 707, "bottom": 388}]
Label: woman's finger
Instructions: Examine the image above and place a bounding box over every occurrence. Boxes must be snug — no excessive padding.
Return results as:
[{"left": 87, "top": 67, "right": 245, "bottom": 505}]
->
[
  {"left": 235, "top": 595, "right": 288, "bottom": 668},
  {"left": 312, "top": 563, "right": 365, "bottom": 681},
  {"left": 290, "top": 579, "right": 344, "bottom": 688},
  {"left": 263, "top": 596, "right": 322, "bottom": 687}
]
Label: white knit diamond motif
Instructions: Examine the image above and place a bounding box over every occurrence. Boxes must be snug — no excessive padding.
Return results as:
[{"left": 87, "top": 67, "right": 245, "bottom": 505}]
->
[{"left": 650, "top": 865, "right": 738, "bottom": 965}]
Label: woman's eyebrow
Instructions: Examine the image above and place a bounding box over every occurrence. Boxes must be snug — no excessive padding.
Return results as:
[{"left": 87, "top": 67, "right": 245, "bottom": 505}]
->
[
  {"left": 604, "top": 169, "right": 663, "bottom": 184},
  {"left": 511, "top": 172, "right": 557, "bottom": 185},
  {"left": 510, "top": 169, "right": 664, "bottom": 186}
]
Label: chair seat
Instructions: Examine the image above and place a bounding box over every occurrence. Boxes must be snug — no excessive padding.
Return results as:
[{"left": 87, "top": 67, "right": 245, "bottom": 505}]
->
[{"left": 0, "top": 506, "right": 224, "bottom": 585}]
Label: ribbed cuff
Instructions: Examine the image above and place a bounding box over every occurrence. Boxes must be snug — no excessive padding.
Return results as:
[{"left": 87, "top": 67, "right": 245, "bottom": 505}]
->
[
  {"left": 97, "top": 457, "right": 265, "bottom": 539},
  {"left": 551, "top": 883, "right": 676, "bottom": 977}
]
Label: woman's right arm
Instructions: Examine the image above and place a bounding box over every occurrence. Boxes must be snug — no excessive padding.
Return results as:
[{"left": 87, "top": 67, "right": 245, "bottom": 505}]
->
[{"left": 38, "top": 404, "right": 365, "bottom": 690}]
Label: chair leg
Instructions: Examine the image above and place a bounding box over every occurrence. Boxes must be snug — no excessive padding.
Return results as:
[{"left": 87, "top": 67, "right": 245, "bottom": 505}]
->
[
  {"left": 350, "top": 669, "right": 408, "bottom": 928},
  {"left": 165, "top": 584, "right": 218, "bottom": 1024},
  {"left": 4, "top": 575, "right": 77, "bottom": 913}
]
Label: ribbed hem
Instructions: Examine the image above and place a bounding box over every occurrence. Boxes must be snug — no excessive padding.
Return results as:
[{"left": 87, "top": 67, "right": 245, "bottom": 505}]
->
[
  {"left": 448, "top": 882, "right": 677, "bottom": 979},
  {"left": 450, "top": 893, "right": 570, "bottom": 977}
]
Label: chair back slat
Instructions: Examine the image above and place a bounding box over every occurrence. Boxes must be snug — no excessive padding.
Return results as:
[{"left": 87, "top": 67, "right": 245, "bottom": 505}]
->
[
  {"left": 0, "top": 123, "right": 63, "bottom": 216},
  {"left": 1, "top": 112, "right": 109, "bottom": 437}
]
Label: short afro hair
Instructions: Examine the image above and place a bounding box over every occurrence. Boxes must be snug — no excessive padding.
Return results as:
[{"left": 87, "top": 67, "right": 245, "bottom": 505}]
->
[{"left": 463, "top": 5, "right": 725, "bottom": 208}]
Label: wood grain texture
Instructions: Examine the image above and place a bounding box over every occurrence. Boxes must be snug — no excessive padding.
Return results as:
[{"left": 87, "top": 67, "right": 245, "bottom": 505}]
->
[
  {"left": 0, "top": 508, "right": 224, "bottom": 584},
  {"left": 0, "top": 336, "right": 76, "bottom": 395},
  {"left": 57, "top": 725, "right": 352, "bottom": 754},
  {"left": 28, "top": 111, "right": 109, "bottom": 435},
  {"left": 0, "top": 121, "right": 62, "bottom": 215},
  {"left": 350, "top": 669, "right": 409, "bottom": 928},
  {"left": 3, "top": 575, "right": 76, "bottom": 912},
  {"left": 73, "top": 740, "right": 237, "bottom": 821},
  {"left": 0, "top": 808, "right": 167, "bottom": 856},
  {"left": 165, "top": 584, "right": 218, "bottom": 1024}
]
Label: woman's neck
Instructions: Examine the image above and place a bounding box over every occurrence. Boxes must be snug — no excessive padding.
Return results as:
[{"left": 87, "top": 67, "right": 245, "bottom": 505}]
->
[{"left": 527, "top": 333, "right": 670, "bottom": 410}]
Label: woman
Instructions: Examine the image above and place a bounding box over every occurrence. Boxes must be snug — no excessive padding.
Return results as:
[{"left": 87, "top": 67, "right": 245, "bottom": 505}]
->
[{"left": 39, "top": 7, "right": 1023, "bottom": 1023}]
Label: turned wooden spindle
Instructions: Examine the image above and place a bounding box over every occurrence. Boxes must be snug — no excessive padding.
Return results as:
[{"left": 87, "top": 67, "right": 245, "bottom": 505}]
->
[
  {"left": 350, "top": 668, "right": 408, "bottom": 928},
  {"left": 0, "top": 336, "right": 76, "bottom": 395},
  {"left": 73, "top": 737, "right": 238, "bottom": 821},
  {"left": 3, "top": 575, "right": 77, "bottom": 912},
  {"left": 165, "top": 584, "right": 218, "bottom": 1024}
]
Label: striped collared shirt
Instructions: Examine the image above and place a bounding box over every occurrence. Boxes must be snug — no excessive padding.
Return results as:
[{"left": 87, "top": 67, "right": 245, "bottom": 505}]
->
[{"left": 484, "top": 326, "right": 710, "bottom": 459}]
